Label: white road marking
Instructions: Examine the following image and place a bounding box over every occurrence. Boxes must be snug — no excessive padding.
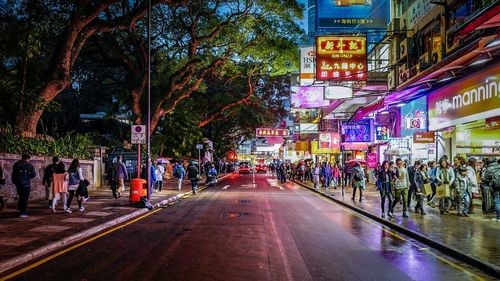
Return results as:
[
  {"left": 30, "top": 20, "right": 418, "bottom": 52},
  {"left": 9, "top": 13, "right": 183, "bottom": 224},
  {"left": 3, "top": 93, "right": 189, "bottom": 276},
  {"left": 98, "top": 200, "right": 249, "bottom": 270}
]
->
[{"left": 267, "top": 179, "right": 285, "bottom": 190}]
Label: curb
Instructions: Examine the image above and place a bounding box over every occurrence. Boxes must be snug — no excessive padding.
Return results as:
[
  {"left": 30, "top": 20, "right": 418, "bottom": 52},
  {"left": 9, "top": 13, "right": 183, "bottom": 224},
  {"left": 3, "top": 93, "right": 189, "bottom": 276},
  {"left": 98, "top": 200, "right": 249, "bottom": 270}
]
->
[
  {"left": 0, "top": 173, "right": 233, "bottom": 276},
  {"left": 292, "top": 179, "right": 500, "bottom": 279}
]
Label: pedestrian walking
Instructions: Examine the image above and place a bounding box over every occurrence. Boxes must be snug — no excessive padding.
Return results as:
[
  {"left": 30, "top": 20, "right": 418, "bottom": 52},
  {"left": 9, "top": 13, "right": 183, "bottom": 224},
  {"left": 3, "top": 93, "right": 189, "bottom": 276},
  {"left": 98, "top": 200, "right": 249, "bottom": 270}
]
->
[
  {"left": 466, "top": 158, "right": 478, "bottom": 214},
  {"left": 332, "top": 163, "right": 341, "bottom": 189},
  {"left": 344, "top": 162, "right": 353, "bottom": 186},
  {"left": 392, "top": 158, "right": 410, "bottom": 218},
  {"left": 481, "top": 157, "right": 500, "bottom": 222},
  {"left": 351, "top": 162, "right": 365, "bottom": 202},
  {"left": 313, "top": 163, "right": 321, "bottom": 189},
  {"left": 51, "top": 161, "right": 68, "bottom": 213},
  {"left": 208, "top": 164, "right": 218, "bottom": 186},
  {"left": 0, "top": 164, "right": 6, "bottom": 210},
  {"left": 414, "top": 163, "right": 430, "bottom": 215},
  {"left": 376, "top": 161, "right": 394, "bottom": 218},
  {"left": 455, "top": 165, "right": 472, "bottom": 217},
  {"left": 154, "top": 160, "right": 165, "bottom": 192},
  {"left": 66, "top": 159, "right": 85, "bottom": 213},
  {"left": 112, "top": 155, "right": 128, "bottom": 199},
  {"left": 322, "top": 163, "right": 332, "bottom": 189},
  {"left": 173, "top": 161, "right": 185, "bottom": 191},
  {"left": 436, "top": 158, "right": 455, "bottom": 214},
  {"left": 188, "top": 162, "right": 200, "bottom": 194},
  {"left": 407, "top": 160, "right": 421, "bottom": 210},
  {"left": 12, "top": 154, "right": 36, "bottom": 217},
  {"left": 427, "top": 161, "right": 438, "bottom": 208},
  {"left": 42, "top": 156, "right": 59, "bottom": 208}
]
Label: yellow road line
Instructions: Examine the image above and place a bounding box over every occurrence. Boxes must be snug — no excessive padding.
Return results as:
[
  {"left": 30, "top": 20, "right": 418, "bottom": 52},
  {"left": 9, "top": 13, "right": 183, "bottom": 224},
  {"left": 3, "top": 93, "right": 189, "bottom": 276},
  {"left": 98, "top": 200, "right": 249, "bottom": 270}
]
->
[
  {"left": 0, "top": 175, "right": 237, "bottom": 280},
  {"left": 303, "top": 187, "right": 486, "bottom": 281}
]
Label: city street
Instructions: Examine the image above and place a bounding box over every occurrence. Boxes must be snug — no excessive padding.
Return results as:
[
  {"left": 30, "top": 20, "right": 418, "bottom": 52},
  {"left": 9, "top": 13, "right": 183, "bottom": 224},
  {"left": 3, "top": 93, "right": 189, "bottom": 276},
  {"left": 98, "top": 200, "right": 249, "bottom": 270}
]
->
[{"left": 2, "top": 173, "right": 491, "bottom": 281}]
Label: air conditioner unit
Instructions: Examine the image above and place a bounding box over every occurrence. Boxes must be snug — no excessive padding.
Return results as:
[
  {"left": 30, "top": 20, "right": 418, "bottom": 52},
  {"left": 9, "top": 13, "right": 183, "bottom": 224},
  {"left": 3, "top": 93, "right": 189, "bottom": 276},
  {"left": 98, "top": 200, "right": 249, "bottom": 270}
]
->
[
  {"left": 431, "top": 49, "right": 442, "bottom": 65},
  {"left": 388, "top": 69, "right": 397, "bottom": 89},
  {"left": 399, "top": 38, "right": 412, "bottom": 59},
  {"left": 390, "top": 39, "right": 400, "bottom": 64},
  {"left": 399, "top": 63, "right": 410, "bottom": 83},
  {"left": 418, "top": 52, "right": 430, "bottom": 72},
  {"left": 388, "top": 18, "right": 400, "bottom": 34}
]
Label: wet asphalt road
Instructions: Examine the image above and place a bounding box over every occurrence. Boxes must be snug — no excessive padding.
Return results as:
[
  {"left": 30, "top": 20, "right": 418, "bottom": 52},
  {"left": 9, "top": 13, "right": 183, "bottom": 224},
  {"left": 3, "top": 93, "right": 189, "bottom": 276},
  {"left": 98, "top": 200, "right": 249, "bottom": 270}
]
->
[{"left": 4, "top": 173, "right": 493, "bottom": 281}]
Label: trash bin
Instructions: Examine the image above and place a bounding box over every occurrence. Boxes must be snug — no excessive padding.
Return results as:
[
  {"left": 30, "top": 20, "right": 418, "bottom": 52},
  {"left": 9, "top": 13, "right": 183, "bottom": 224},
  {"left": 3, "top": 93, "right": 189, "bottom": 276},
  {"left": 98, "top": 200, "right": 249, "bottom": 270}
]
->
[{"left": 130, "top": 178, "right": 147, "bottom": 203}]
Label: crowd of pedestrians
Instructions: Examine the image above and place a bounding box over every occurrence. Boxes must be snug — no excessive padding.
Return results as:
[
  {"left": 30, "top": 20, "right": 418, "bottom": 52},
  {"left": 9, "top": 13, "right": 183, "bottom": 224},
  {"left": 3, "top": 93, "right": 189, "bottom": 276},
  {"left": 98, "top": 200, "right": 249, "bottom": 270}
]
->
[{"left": 373, "top": 155, "right": 500, "bottom": 222}]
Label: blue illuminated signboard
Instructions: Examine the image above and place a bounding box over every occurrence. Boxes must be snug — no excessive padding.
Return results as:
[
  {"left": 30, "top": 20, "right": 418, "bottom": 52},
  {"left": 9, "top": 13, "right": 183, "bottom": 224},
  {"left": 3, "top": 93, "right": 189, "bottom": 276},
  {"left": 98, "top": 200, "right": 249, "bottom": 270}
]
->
[{"left": 316, "top": 0, "right": 389, "bottom": 31}]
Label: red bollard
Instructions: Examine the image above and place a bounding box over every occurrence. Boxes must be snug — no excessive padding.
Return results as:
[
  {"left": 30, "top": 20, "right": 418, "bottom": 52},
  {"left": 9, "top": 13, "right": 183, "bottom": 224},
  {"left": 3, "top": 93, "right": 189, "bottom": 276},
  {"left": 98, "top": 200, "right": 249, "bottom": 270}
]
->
[{"left": 130, "top": 178, "right": 147, "bottom": 203}]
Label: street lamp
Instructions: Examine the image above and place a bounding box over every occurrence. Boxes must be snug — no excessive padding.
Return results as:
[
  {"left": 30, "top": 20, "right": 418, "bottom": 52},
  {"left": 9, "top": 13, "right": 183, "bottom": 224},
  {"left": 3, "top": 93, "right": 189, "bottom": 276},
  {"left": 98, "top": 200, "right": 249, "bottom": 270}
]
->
[{"left": 146, "top": 0, "right": 152, "bottom": 200}]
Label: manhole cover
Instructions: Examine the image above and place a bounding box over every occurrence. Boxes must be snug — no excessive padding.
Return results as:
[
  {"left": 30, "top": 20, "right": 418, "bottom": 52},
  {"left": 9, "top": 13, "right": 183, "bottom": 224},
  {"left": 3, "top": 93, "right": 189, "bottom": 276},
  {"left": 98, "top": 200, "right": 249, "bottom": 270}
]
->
[{"left": 222, "top": 212, "right": 249, "bottom": 218}]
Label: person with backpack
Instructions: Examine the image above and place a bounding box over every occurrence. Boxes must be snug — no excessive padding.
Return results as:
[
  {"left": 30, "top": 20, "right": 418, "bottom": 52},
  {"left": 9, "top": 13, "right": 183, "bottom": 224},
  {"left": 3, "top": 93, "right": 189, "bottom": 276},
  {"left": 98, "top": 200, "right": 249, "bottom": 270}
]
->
[
  {"left": 187, "top": 162, "right": 200, "bottom": 194},
  {"left": 51, "top": 161, "right": 69, "bottom": 213},
  {"left": 42, "top": 156, "right": 59, "bottom": 208},
  {"left": 351, "top": 162, "right": 365, "bottom": 202},
  {"left": 173, "top": 161, "right": 185, "bottom": 191},
  {"left": 391, "top": 158, "right": 410, "bottom": 218},
  {"left": 12, "top": 154, "right": 36, "bottom": 218},
  {"left": 66, "top": 159, "right": 86, "bottom": 213},
  {"left": 482, "top": 157, "right": 500, "bottom": 222}
]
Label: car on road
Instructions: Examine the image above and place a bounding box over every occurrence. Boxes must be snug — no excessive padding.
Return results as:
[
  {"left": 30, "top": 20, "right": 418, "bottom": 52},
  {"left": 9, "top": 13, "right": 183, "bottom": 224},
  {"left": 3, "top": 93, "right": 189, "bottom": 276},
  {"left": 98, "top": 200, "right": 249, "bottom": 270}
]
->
[
  {"left": 239, "top": 162, "right": 251, "bottom": 174},
  {"left": 256, "top": 164, "right": 268, "bottom": 173}
]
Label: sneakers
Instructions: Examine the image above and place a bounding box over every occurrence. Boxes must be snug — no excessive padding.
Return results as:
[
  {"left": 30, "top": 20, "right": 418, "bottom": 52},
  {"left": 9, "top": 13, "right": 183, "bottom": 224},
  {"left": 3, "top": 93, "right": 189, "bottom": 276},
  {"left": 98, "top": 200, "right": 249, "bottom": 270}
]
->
[
  {"left": 387, "top": 212, "right": 394, "bottom": 218},
  {"left": 403, "top": 211, "right": 409, "bottom": 218},
  {"left": 19, "top": 213, "right": 28, "bottom": 218},
  {"left": 79, "top": 207, "right": 85, "bottom": 212},
  {"left": 83, "top": 196, "right": 90, "bottom": 203},
  {"left": 65, "top": 208, "right": 72, "bottom": 213},
  {"left": 381, "top": 213, "right": 386, "bottom": 218}
]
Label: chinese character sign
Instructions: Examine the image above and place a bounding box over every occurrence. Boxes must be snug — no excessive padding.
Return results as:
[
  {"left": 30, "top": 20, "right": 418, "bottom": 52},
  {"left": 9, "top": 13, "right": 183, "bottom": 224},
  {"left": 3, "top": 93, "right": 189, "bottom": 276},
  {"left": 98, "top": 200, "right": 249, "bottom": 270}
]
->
[
  {"left": 256, "top": 128, "right": 289, "bottom": 138},
  {"left": 316, "top": 36, "right": 367, "bottom": 81},
  {"left": 341, "top": 119, "right": 373, "bottom": 142}
]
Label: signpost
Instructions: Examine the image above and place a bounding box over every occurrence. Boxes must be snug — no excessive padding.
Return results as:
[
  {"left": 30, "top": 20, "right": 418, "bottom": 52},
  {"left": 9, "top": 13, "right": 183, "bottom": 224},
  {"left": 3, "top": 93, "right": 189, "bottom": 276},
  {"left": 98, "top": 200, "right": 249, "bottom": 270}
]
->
[
  {"left": 131, "top": 125, "right": 146, "bottom": 179},
  {"left": 196, "top": 144, "right": 203, "bottom": 175}
]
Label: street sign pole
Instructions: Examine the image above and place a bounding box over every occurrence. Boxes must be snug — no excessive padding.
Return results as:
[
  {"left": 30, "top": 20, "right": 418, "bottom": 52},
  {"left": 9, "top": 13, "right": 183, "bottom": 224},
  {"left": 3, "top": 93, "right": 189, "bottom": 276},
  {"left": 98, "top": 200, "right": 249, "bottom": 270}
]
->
[
  {"left": 196, "top": 144, "right": 203, "bottom": 175},
  {"left": 137, "top": 144, "right": 141, "bottom": 179},
  {"left": 146, "top": 0, "right": 152, "bottom": 200}
]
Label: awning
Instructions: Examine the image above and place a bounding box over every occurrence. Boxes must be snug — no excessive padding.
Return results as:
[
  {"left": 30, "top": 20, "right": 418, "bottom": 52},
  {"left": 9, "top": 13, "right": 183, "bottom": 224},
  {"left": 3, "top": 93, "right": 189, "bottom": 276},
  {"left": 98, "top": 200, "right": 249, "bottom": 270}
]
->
[
  {"left": 458, "top": 4, "right": 500, "bottom": 36},
  {"left": 349, "top": 98, "right": 385, "bottom": 121}
]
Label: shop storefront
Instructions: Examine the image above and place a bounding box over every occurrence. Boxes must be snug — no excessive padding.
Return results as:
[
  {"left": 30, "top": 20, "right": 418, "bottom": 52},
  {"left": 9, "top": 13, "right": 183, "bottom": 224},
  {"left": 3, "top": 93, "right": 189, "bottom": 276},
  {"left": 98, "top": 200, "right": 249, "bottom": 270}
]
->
[
  {"left": 311, "top": 132, "right": 341, "bottom": 163},
  {"left": 427, "top": 63, "right": 500, "bottom": 161}
]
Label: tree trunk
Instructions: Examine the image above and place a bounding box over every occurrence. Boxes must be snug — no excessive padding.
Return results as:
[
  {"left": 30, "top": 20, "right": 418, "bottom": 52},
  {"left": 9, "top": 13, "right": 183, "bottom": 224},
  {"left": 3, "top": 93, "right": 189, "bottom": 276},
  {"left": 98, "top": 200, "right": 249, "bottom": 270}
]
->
[
  {"left": 15, "top": 81, "right": 68, "bottom": 136},
  {"left": 131, "top": 75, "right": 147, "bottom": 125}
]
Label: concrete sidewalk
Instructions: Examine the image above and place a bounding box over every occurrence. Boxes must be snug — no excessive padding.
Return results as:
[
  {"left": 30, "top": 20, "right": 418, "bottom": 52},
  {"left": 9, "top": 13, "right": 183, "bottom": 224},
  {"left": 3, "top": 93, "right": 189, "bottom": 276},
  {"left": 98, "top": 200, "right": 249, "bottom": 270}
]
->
[
  {"left": 0, "top": 175, "right": 231, "bottom": 275},
  {"left": 293, "top": 178, "right": 500, "bottom": 278}
]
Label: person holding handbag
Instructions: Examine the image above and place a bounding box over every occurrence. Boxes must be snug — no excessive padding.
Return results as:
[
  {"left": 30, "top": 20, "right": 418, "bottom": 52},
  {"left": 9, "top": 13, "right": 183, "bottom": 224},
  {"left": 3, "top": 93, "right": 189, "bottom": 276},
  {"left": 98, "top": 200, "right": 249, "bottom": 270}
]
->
[
  {"left": 66, "top": 159, "right": 85, "bottom": 212},
  {"left": 414, "top": 163, "right": 430, "bottom": 215},
  {"left": 436, "top": 158, "right": 455, "bottom": 214}
]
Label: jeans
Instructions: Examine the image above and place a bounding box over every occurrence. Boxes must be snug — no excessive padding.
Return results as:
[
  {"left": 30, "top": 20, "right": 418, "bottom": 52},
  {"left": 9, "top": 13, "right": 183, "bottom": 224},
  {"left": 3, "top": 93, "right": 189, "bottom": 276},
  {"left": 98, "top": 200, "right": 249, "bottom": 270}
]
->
[
  {"left": 380, "top": 190, "right": 393, "bottom": 214},
  {"left": 408, "top": 185, "right": 415, "bottom": 208},
  {"left": 155, "top": 180, "right": 163, "bottom": 191},
  {"left": 352, "top": 186, "right": 363, "bottom": 201},
  {"left": 456, "top": 191, "right": 470, "bottom": 215},
  {"left": 66, "top": 190, "right": 82, "bottom": 209},
  {"left": 190, "top": 180, "right": 198, "bottom": 194},
  {"left": 17, "top": 185, "right": 30, "bottom": 215},
  {"left": 493, "top": 191, "right": 500, "bottom": 219},
  {"left": 392, "top": 188, "right": 409, "bottom": 212},
  {"left": 177, "top": 178, "right": 183, "bottom": 190},
  {"left": 324, "top": 176, "right": 331, "bottom": 188},
  {"left": 313, "top": 175, "right": 320, "bottom": 189}
]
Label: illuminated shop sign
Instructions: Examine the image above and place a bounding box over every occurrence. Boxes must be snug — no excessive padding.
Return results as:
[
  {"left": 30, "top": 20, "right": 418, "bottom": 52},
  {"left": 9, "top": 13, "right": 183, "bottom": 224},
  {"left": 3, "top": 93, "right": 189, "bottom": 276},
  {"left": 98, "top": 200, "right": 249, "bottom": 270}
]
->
[
  {"left": 401, "top": 96, "right": 428, "bottom": 137},
  {"left": 291, "top": 86, "right": 329, "bottom": 108},
  {"left": 316, "top": 36, "right": 367, "bottom": 81},
  {"left": 316, "top": 0, "right": 389, "bottom": 30},
  {"left": 341, "top": 119, "right": 373, "bottom": 142},
  {"left": 300, "top": 46, "right": 316, "bottom": 86},
  {"left": 428, "top": 64, "right": 500, "bottom": 131},
  {"left": 256, "top": 128, "right": 289, "bottom": 138}
]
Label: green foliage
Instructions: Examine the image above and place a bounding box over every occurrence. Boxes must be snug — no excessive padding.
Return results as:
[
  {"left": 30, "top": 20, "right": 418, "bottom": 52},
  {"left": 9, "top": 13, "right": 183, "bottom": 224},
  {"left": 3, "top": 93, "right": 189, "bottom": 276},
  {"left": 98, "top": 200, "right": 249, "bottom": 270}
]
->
[{"left": 0, "top": 129, "right": 94, "bottom": 159}]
